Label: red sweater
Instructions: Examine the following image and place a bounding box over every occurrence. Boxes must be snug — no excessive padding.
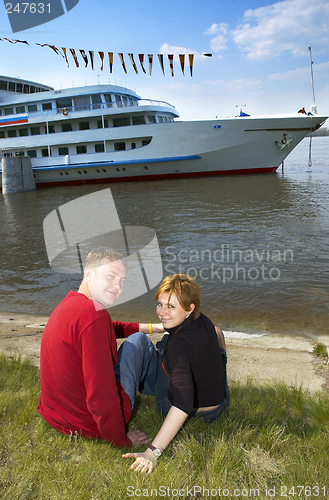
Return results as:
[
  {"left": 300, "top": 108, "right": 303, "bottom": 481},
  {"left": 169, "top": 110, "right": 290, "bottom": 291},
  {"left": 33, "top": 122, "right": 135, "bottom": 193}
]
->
[{"left": 37, "top": 291, "right": 139, "bottom": 447}]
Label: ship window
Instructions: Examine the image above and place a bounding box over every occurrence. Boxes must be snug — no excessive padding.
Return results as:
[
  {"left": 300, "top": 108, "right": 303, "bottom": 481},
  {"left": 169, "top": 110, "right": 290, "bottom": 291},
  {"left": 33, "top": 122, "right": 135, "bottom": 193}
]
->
[
  {"left": 0, "top": 81, "right": 7, "bottom": 91},
  {"left": 95, "top": 143, "right": 105, "bottom": 153},
  {"left": 31, "top": 127, "right": 40, "bottom": 135},
  {"left": 0, "top": 131, "right": 5, "bottom": 138},
  {"left": 5, "top": 108, "right": 14, "bottom": 115},
  {"left": 104, "top": 94, "right": 112, "bottom": 108},
  {"left": 62, "top": 123, "right": 72, "bottom": 132},
  {"left": 91, "top": 94, "right": 102, "bottom": 109},
  {"left": 19, "top": 128, "right": 28, "bottom": 137},
  {"left": 28, "top": 104, "right": 37, "bottom": 112},
  {"left": 122, "top": 96, "right": 129, "bottom": 107},
  {"left": 114, "top": 94, "right": 123, "bottom": 107},
  {"left": 147, "top": 115, "right": 156, "bottom": 124},
  {"left": 8, "top": 130, "right": 17, "bottom": 137},
  {"left": 29, "top": 86, "right": 35, "bottom": 93},
  {"left": 74, "top": 95, "right": 90, "bottom": 111},
  {"left": 76, "top": 145, "right": 87, "bottom": 154},
  {"left": 79, "top": 121, "right": 90, "bottom": 130},
  {"left": 142, "top": 139, "right": 151, "bottom": 146},
  {"left": 27, "top": 150, "right": 37, "bottom": 158},
  {"left": 97, "top": 118, "right": 108, "bottom": 128},
  {"left": 56, "top": 98, "right": 72, "bottom": 111},
  {"left": 114, "top": 142, "right": 126, "bottom": 151},
  {"left": 42, "top": 103, "right": 52, "bottom": 110},
  {"left": 16, "top": 151, "right": 25, "bottom": 156},
  {"left": 23, "top": 85, "right": 29, "bottom": 94},
  {"left": 41, "top": 149, "right": 51, "bottom": 157},
  {"left": 113, "top": 117, "right": 130, "bottom": 127},
  {"left": 16, "top": 83, "right": 23, "bottom": 93},
  {"left": 16, "top": 106, "right": 25, "bottom": 114},
  {"left": 131, "top": 142, "right": 136, "bottom": 149},
  {"left": 59, "top": 147, "right": 69, "bottom": 155},
  {"left": 0, "top": 109, "right": 2, "bottom": 116},
  {"left": 132, "top": 116, "right": 145, "bottom": 125},
  {"left": 8, "top": 82, "right": 15, "bottom": 92},
  {"left": 158, "top": 116, "right": 163, "bottom": 123},
  {"left": 47, "top": 124, "right": 55, "bottom": 134}
]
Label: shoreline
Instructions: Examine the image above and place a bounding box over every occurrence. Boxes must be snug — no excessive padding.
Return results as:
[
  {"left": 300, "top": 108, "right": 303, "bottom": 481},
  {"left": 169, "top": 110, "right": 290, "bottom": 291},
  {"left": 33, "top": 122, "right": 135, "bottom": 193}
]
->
[{"left": 0, "top": 311, "right": 328, "bottom": 393}]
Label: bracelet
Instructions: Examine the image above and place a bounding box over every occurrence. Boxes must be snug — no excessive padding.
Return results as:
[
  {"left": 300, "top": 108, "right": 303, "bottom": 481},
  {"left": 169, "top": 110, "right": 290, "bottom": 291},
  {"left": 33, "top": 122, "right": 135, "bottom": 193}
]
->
[{"left": 149, "top": 323, "right": 152, "bottom": 335}]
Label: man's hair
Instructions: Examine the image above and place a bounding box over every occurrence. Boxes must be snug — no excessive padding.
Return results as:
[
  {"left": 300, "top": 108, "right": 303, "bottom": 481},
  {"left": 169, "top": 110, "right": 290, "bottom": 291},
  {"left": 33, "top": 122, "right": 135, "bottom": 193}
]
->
[
  {"left": 155, "top": 274, "right": 201, "bottom": 318},
  {"left": 84, "top": 248, "right": 126, "bottom": 272}
]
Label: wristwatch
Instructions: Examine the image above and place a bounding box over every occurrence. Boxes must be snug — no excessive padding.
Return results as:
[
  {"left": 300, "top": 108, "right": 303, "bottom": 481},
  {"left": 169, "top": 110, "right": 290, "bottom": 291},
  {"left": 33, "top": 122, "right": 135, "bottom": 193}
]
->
[{"left": 148, "top": 444, "right": 163, "bottom": 458}]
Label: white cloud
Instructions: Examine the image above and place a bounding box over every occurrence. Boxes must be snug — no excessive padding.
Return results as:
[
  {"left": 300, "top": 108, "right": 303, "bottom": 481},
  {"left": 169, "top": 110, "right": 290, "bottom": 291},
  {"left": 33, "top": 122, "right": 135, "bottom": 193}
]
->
[
  {"left": 269, "top": 61, "right": 329, "bottom": 81},
  {"left": 231, "top": 0, "right": 329, "bottom": 60},
  {"left": 204, "top": 23, "right": 229, "bottom": 53}
]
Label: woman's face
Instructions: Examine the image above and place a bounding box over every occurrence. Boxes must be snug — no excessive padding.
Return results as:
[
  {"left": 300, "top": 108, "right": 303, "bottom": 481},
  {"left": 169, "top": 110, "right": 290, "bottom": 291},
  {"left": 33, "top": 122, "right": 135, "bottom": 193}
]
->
[{"left": 156, "top": 292, "right": 195, "bottom": 329}]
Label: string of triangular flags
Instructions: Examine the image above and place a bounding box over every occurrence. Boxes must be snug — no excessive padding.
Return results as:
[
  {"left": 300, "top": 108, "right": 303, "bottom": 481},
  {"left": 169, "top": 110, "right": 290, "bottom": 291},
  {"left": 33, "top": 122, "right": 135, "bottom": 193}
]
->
[{"left": 0, "top": 38, "right": 212, "bottom": 76}]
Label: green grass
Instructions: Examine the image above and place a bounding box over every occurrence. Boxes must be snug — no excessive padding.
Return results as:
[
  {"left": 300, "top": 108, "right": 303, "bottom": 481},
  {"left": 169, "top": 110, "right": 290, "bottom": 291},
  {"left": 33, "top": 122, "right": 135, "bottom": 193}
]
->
[
  {"left": 1, "top": 353, "right": 329, "bottom": 499},
  {"left": 313, "top": 342, "right": 328, "bottom": 358}
]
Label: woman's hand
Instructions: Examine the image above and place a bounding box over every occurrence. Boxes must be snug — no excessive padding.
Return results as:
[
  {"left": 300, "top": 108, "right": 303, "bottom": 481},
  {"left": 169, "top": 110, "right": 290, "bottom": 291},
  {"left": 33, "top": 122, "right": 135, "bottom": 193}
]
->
[{"left": 122, "top": 448, "right": 157, "bottom": 474}]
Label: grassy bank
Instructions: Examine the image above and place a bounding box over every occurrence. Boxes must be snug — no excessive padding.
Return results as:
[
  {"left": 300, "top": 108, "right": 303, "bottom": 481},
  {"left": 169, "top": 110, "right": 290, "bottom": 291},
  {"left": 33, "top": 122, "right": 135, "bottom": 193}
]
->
[{"left": 1, "top": 353, "right": 329, "bottom": 500}]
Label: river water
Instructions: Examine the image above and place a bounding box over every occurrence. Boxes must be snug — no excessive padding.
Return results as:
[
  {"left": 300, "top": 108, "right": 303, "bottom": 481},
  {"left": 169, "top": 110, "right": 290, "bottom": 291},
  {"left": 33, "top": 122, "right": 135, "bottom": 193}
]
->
[{"left": 0, "top": 137, "right": 328, "bottom": 338}]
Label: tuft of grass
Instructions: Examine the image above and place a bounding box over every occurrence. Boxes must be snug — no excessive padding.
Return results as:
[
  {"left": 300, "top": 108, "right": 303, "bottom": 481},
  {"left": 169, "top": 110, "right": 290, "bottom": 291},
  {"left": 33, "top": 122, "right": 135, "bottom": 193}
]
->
[
  {"left": 1, "top": 353, "right": 329, "bottom": 499},
  {"left": 313, "top": 342, "right": 328, "bottom": 358}
]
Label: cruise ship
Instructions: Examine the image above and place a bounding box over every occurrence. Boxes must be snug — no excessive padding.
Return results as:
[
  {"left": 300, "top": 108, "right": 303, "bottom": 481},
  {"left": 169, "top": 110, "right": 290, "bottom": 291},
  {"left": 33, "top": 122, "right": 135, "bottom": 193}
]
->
[{"left": 0, "top": 75, "right": 327, "bottom": 189}]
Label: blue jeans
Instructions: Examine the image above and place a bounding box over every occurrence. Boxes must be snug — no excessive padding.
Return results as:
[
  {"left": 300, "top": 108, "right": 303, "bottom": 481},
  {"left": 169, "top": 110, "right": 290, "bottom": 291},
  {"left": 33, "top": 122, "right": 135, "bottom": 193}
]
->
[{"left": 114, "top": 332, "right": 170, "bottom": 412}]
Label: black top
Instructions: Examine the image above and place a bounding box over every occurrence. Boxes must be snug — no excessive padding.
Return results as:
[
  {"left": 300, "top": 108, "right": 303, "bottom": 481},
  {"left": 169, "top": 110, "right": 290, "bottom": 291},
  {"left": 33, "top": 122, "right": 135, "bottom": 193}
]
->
[{"left": 162, "top": 313, "right": 226, "bottom": 415}]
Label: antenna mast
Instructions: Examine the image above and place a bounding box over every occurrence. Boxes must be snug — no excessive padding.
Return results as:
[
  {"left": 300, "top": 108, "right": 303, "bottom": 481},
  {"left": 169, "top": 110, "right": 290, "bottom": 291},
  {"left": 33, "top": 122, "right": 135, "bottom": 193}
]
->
[{"left": 308, "top": 46, "right": 317, "bottom": 114}]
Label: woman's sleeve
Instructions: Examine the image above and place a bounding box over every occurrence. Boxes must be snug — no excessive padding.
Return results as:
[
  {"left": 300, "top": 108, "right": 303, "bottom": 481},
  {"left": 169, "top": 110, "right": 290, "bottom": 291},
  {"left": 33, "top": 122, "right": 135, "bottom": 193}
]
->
[{"left": 165, "top": 337, "right": 194, "bottom": 414}]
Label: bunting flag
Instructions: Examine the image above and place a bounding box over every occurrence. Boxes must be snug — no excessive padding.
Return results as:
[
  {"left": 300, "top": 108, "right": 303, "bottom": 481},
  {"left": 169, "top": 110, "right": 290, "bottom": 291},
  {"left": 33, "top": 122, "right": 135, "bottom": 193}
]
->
[
  {"left": 189, "top": 53, "right": 194, "bottom": 77},
  {"left": 2, "top": 38, "right": 29, "bottom": 45},
  {"left": 98, "top": 51, "right": 104, "bottom": 71},
  {"left": 158, "top": 54, "right": 165, "bottom": 76},
  {"left": 108, "top": 52, "right": 113, "bottom": 73},
  {"left": 148, "top": 54, "right": 153, "bottom": 75},
  {"left": 36, "top": 43, "right": 62, "bottom": 56},
  {"left": 179, "top": 54, "right": 185, "bottom": 75},
  {"left": 1, "top": 37, "right": 208, "bottom": 76},
  {"left": 168, "top": 54, "right": 174, "bottom": 77},
  {"left": 138, "top": 54, "right": 147, "bottom": 74},
  {"left": 69, "top": 48, "right": 79, "bottom": 68},
  {"left": 62, "top": 47, "right": 69, "bottom": 67},
  {"left": 128, "top": 53, "right": 138, "bottom": 74},
  {"left": 80, "top": 49, "right": 88, "bottom": 67},
  {"left": 118, "top": 53, "right": 127, "bottom": 74},
  {"left": 89, "top": 51, "right": 94, "bottom": 70}
]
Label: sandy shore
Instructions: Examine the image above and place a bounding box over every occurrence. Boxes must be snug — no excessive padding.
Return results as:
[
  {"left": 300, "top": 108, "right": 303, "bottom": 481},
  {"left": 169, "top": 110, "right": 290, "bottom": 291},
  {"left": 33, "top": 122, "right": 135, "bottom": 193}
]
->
[{"left": 1, "top": 311, "right": 328, "bottom": 393}]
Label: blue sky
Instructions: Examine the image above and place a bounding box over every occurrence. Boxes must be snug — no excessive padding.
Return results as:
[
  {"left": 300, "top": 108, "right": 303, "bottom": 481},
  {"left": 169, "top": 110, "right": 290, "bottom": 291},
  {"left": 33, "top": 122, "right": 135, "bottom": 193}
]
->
[{"left": 1, "top": 0, "right": 328, "bottom": 120}]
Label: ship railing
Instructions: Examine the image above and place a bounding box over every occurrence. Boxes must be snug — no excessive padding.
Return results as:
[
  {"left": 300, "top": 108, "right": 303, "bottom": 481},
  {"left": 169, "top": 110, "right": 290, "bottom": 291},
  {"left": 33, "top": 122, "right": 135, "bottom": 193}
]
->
[{"left": 3, "top": 98, "right": 176, "bottom": 120}]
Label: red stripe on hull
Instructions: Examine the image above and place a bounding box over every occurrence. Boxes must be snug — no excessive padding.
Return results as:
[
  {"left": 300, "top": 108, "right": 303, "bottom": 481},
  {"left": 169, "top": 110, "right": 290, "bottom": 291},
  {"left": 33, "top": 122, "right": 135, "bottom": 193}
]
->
[{"left": 33, "top": 166, "right": 278, "bottom": 189}]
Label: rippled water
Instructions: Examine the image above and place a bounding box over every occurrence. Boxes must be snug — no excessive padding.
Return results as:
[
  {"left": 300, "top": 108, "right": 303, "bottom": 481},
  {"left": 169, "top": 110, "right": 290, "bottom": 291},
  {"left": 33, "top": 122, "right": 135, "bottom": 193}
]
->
[{"left": 0, "top": 137, "right": 328, "bottom": 338}]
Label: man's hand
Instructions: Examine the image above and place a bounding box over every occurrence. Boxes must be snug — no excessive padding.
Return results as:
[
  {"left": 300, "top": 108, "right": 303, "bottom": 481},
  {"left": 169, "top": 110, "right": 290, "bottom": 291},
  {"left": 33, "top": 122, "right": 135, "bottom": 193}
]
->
[
  {"left": 122, "top": 448, "right": 157, "bottom": 474},
  {"left": 127, "top": 429, "right": 151, "bottom": 446}
]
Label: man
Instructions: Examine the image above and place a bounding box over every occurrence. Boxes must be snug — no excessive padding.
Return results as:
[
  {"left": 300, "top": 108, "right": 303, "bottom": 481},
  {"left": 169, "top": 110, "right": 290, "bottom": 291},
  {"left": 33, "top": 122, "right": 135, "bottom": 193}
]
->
[{"left": 38, "top": 248, "right": 163, "bottom": 448}]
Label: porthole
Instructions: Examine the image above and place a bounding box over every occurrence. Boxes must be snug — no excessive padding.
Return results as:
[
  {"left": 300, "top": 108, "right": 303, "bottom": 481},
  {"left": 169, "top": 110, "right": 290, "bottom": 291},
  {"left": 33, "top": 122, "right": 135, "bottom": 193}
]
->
[
  {"left": 122, "top": 167, "right": 126, "bottom": 171},
  {"left": 96, "top": 169, "right": 100, "bottom": 173},
  {"left": 116, "top": 168, "right": 120, "bottom": 171},
  {"left": 102, "top": 169, "right": 106, "bottom": 172},
  {"left": 78, "top": 171, "right": 82, "bottom": 174},
  {"left": 83, "top": 170, "right": 87, "bottom": 174},
  {"left": 144, "top": 166, "right": 148, "bottom": 170}
]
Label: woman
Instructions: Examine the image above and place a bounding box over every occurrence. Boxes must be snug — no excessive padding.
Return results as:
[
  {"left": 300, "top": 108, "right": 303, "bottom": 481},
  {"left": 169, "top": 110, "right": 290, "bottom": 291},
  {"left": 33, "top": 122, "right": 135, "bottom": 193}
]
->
[{"left": 123, "top": 274, "right": 229, "bottom": 474}]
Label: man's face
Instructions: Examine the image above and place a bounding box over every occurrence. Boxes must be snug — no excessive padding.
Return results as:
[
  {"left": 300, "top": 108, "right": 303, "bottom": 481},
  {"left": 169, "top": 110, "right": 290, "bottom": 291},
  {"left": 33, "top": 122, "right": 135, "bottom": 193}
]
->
[{"left": 86, "top": 259, "right": 126, "bottom": 308}]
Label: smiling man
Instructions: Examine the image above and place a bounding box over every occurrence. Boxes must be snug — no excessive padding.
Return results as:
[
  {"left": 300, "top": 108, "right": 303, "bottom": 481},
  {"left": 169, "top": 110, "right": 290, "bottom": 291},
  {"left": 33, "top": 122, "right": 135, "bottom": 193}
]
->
[{"left": 38, "top": 248, "right": 163, "bottom": 448}]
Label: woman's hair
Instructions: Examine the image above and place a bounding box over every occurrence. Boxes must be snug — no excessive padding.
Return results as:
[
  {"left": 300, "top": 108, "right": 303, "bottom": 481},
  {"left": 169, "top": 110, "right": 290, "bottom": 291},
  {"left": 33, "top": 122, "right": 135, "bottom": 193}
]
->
[{"left": 155, "top": 274, "right": 201, "bottom": 318}]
